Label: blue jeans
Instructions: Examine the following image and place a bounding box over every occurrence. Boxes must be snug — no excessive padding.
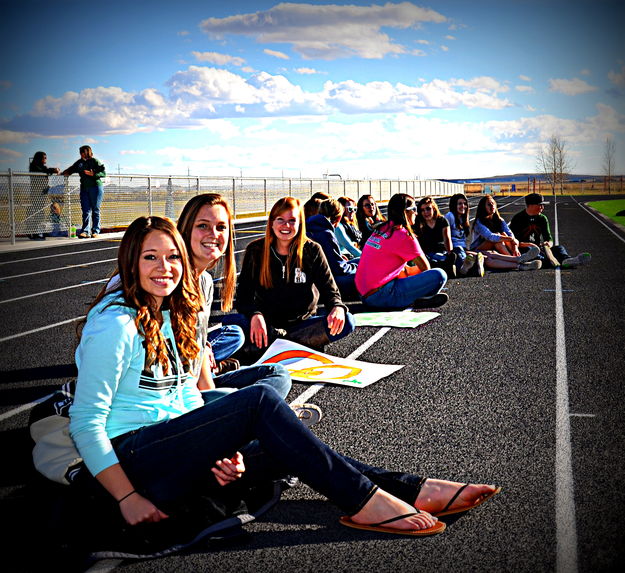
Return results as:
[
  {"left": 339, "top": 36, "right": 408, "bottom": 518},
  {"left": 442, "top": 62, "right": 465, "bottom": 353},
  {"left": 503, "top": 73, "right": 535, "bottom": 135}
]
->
[
  {"left": 109, "top": 385, "right": 397, "bottom": 515},
  {"left": 362, "top": 268, "right": 447, "bottom": 309},
  {"left": 208, "top": 325, "right": 245, "bottom": 362},
  {"left": 212, "top": 364, "right": 291, "bottom": 400},
  {"left": 79, "top": 183, "right": 104, "bottom": 234},
  {"left": 452, "top": 246, "right": 467, "bottom": 272},
  {"left": 222, "top": 312, "right": 356, "bottom": 345}
]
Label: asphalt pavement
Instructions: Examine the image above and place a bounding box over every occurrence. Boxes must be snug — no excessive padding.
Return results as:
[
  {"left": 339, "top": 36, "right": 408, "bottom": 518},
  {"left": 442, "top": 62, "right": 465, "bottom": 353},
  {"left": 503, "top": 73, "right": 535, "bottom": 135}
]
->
[{"left": 1, "top": 194, "right": 623, "bottom": 573}]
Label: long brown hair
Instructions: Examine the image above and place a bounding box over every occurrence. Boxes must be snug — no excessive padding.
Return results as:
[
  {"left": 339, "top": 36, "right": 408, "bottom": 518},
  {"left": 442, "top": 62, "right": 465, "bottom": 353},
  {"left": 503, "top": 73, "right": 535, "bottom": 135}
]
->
[
  {"left": 415, "top": 196, "right": 443, "bottom": 236},
  {"left": 85, "top": 216, "right": 201, "bottom": 373},
  {"left": 472, "top": 194, "right": 504, "bottom": 233},
  {"left": 177, "top": 193, "right": 236, "bottom": 312},
  {"left": 376, "top": 193, "right": 417, "bottom": 239},
  {"left": 260, "top": 197, "right": 306, "bottom": 288}
]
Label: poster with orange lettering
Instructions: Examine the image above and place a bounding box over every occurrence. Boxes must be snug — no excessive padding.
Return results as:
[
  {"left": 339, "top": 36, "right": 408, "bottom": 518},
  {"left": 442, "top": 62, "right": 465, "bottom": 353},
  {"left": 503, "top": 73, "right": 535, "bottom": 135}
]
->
[{"left": 256, "top": 339, "right": 403, "bottom": 388}]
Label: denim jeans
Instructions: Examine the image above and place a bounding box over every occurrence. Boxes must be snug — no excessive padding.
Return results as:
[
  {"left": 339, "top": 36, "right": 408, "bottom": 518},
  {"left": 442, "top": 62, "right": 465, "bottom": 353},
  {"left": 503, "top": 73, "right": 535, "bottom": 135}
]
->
[
  {"left": 80, "top": 183, "right": 104, "bottom": 234},
  {"left": 212, "top": 363, "right": 291, "bottom": 399},
  {"left": 363, "top": 268, "right": 447, "bottom": 309},
  {"left": 222, "top": 311, "right": 356, "bottom": 345},
  {"left": 110, "top": 385, "right": 390, "bottom": 515},
  {"left": 208, "top": 325, "right": 245, "bottom": 362},
  {"left": 538, "top": 244, "right": 570, "bottom": 265},
  {"left": 452, "top": 246, "right": 467, "bottom": 272}
]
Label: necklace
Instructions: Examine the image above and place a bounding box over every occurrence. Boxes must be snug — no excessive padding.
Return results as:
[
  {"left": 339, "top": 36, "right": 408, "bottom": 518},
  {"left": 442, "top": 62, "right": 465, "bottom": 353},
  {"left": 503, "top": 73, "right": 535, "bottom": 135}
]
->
[{"left": 271, "top": 246, "right": 286, "bottom": 280}]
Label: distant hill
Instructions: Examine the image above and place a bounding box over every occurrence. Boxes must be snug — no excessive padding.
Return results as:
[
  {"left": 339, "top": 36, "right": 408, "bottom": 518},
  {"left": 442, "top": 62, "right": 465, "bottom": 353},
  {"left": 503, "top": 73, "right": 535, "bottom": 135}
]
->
[{"left": 441, "top": 173, "right": 615, "bottom": 184}]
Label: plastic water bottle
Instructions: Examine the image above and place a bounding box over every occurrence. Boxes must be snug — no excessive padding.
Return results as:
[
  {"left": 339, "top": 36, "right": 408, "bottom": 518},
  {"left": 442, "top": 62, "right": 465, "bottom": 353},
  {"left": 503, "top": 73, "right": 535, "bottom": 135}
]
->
[{"left": 70, "top": 225, "right": 77, "bottom": 238}]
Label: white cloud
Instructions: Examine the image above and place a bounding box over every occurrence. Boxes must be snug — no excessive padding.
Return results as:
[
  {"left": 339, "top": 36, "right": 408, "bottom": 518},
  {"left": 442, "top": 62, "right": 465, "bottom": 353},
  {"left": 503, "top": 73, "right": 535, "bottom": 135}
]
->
[
  {"left": 580, "top": 68, "right": 591, "bottom": 76},
  {"left": 608, "top": 64, "right": 625, "bottom": 94},
  {"left": 192, "top": 51, "right": 246, "bottom": 67},
  {"left": 440, "top": 45, "right": 449, "bottom": 52},
  {"left": 0, "top": 129, "right": 32, "bottom": 143},
  {"left": 294, "top": 67, "right": 324, "bottom": 75},
  {"left": 519, "top": 75, "right": 531, "bottom": 82},
  {"left": 451, "top": 76, "right": 509, "bottom": 93},
  {"left": 120, "top": 149, "right": 146, "bottom": 155},
  {"left": 264, "top": 49, "right": 290, "bottom": 60},
  {"left": 0, "top": 147, "right": 21, "bottom": 159},
  {"left": 200, "top": 2, "right": 446, "bottom": 60},
  {"left": 445, "top": 35, "right": 456, "bottom": 40},
  {"left": 515, "top": 85, "right": 534, "bottom": 93},
  {"left": 548, "top": 77, "right": 598, "bottom": 95}
]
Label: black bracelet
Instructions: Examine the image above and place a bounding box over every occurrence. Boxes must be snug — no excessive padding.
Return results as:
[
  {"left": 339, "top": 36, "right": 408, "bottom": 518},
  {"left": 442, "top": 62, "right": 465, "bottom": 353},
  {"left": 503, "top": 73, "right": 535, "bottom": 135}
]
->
[{"left": 117, "top": 490, "right": 137, "bottom": 504}]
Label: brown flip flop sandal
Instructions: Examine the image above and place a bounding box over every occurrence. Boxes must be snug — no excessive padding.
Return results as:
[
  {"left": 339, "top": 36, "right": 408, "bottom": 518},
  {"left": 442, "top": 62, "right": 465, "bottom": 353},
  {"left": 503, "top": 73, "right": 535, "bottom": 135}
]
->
[
  {"left": 433, "top": 485, "right": 502, "bottom": 517},
  {"left": 339, "top": 512, "right": 446, "bottom": 536}
]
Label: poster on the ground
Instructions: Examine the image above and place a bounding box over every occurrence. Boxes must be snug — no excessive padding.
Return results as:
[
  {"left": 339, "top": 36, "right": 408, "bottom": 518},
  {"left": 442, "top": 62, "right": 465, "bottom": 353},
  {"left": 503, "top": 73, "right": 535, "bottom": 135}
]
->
[
  {"left": 255, "top": 339, "right": 403, "bottom": 388},
  {"left": 355, "top": 311, "right": 440, "bottom": 328}
]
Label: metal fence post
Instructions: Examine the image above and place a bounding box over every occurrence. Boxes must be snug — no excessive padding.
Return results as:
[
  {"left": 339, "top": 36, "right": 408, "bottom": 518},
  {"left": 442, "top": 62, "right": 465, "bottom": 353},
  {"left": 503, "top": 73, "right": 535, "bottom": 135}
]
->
[
  {"left": 232, "top": 178, "right": 236, "bottom": 215},
  {"left": 8, "top": 169, "right": 15, "bottom": 244},
  {"left": 196, "top": 176, "right": 200, "bottom": 195},
  {"left": 148, "top": 176, "right": 152, "bottom": 216},
  {"left": 263, "top": 179, "right": 268, "bottom": 214},
  {"left": 65, "top": 175, "right": 72, "bottom": 239}
]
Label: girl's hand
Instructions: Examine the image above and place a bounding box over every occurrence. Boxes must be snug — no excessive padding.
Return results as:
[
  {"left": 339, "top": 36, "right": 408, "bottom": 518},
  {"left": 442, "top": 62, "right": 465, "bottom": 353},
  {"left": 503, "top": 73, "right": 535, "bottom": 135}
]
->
[
  {"left": 326, "top": 306, "right": 345, "bottom": 337},
  {"left": 119, "top": 492, "right": 169, "bottom": 525},
  {"left": 212, "top": 452, "right": 245, "bottom": 486},
  {"left": 250, "top": 313, "right": 268, "bottom": 348},
  {"left": 205, "top": 344, "right": 217, "bottom": 371}
]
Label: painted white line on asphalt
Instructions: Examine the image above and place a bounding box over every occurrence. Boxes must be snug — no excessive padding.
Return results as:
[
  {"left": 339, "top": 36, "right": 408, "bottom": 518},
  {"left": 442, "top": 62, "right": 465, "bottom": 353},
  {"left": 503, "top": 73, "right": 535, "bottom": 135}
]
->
[
  {"left": 0, "top": 258, "right": 116, "bottom": 280},
  {"left": 553, "top": 196, "right": 579, "bottom": 573},
  {"left": 290, "top": 327, "right": 391, "bottom": 406},
  {"left": 0, "top": 395, "right": 49, "bottom": 423},
  {"left": 575, "top": 198, "right": 625, "bottom": 244},
  {"left": 569, "top": 413, "right": 596, "bottom": 418},
  {"left": 0, "top": 246, "right": 117, "bottom": 266},
  {"left": 0, "top": 315, "right": 84, "bottom": 343},
  {"left": 0, "top": 279, "right": 108, "bottom": 304}
]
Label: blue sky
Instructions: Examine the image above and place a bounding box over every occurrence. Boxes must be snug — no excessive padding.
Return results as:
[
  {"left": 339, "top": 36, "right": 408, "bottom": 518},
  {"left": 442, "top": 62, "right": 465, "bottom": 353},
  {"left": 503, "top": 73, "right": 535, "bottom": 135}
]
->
[{"left": 1, "top": 0, "right": 623, "bottom": 179}]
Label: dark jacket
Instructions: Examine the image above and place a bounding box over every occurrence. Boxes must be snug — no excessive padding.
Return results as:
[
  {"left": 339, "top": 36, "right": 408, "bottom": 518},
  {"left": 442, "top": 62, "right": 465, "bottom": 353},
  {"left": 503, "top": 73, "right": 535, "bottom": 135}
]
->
[
  {"left": 235, "top": 238, "right": 345, "bottom": 329},
  {"left": 63, "top": 157, "right": 106, "bottom": 187},
  {"left": 306, "top": 214, "right": 357, "bottom": 277}
]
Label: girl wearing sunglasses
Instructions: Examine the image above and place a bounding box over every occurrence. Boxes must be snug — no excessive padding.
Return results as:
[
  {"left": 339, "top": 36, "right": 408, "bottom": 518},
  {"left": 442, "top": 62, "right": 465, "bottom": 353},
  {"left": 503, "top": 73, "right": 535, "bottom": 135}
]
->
[
  {"left": 335, "top": 196, "right": 362, "bottom": 259},
  {"left": 355, "top": 194, "right": 448, "bottom": 310},
  {"left": 356, "top": 195, "right": 386, "bottom": 249}
]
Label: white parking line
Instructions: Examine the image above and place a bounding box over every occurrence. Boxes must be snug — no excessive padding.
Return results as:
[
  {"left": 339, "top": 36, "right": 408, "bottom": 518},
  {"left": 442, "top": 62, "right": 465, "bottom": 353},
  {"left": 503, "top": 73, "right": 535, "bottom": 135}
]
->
[
  {"left": 553, "top": 196, "right": 579, "bottom": 573},
  {"left": 0, "top": 246, "right": 117, "bottom": 266},
  {"left": 0, "top": 315, "right": 84, "bottom": 343},
  {"left": 290, "top": 327, "right": 391, "bottom": 406},
  {"left": 0, "top": 258, "right": 116, "bottom": 280},
  {"left": 0, "top": 279, "right": 108, "bottom": 304}
]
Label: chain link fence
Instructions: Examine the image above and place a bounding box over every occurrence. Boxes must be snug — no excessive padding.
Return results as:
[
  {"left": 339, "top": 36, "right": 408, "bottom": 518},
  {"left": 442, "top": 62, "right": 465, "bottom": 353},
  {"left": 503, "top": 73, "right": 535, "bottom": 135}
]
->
[{"left": 0, "top": 171, "right": 462, "bottom": 243}]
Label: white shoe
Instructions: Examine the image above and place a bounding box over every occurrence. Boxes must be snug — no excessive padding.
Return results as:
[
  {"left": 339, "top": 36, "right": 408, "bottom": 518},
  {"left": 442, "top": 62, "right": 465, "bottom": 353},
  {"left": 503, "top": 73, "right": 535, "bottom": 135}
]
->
[
  {"left": 459, "top": 254, "right": 475, "bottom": 275},
  {"left": 518, "top": 245, "right": 540, "bottom": 263},
  {"left": 562, "top": 252, "right": 591, "bottom": 269}
]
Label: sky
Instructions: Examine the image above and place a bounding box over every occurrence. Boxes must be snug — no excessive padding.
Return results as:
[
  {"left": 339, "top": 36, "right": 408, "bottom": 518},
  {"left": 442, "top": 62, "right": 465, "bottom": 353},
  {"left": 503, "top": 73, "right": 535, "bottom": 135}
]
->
[{"left": 1, "top": 0, "right": 624, "bottom": 180}]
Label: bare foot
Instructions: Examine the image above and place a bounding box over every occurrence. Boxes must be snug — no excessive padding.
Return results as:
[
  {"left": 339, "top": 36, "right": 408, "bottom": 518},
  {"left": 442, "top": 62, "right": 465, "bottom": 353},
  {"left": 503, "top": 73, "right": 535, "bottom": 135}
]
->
[
  {"left": 351, "top": 488, "right": 439, "bottom": 531},
  {"left": 415, "top": 480, "right": 499, "bottom": 515}
]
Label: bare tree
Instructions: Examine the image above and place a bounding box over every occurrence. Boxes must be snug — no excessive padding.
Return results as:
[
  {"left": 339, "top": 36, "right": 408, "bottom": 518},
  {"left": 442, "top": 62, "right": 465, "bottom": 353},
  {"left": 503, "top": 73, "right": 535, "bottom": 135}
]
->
[
  {"left": 603, "top": 136, "right": 616, "bottom": 194},
  {"left": 536, "top": 135, "right": 573, "bottom": 195}
]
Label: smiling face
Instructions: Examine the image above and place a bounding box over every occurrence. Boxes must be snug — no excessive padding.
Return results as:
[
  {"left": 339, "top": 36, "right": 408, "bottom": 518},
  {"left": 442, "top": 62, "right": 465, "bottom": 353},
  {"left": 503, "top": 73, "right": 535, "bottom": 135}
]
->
[
  {"left": 456, "top": 197, "right": 468, "bottom": 215},
  {"left": 138, "top": 230, "right": 183, "bottom": 309},
  {"left": 271, "top": 207, "right": 300, "bottom": 252},
  {"left": 405, "top": 202, "right": 417, "bottom": 226},
  {"left": 362, "top": 197, "right": 377, "bottom": 218},
  {"left": 190, "top": 204, "right": 229, "bottom": 271},
  {"left": 420, "top": 201, "right": 434, "bottom": 221}
]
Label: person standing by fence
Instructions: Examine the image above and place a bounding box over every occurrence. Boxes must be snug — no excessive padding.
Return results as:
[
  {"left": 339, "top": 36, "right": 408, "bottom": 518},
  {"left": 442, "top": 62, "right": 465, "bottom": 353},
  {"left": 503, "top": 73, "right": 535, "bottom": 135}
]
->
[
  {"left": 62, "top": 145, "right": 106, "bottom": 239},
  {"left": 28, "top": 151, "right": 60, "bottom": 240}
]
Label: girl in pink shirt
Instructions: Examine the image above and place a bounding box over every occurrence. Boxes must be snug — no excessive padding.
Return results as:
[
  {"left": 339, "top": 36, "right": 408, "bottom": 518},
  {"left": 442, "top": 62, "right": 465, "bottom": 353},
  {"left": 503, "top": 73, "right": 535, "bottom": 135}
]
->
[{"left": 355, "top": 194, "right": 448, "bottom": 309}]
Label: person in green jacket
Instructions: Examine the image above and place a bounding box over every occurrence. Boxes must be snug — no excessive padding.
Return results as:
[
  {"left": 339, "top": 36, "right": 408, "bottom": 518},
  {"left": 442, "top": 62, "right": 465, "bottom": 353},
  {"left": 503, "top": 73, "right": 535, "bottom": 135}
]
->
[{"left": 62, "top": 145, "right": 106, "bottom": 238}]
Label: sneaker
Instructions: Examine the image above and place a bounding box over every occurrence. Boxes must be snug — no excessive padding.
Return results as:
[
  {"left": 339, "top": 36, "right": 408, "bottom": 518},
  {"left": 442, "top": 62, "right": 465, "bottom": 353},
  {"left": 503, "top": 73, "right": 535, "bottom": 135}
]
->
[
  {"left": 78, "top": 231, "right": 90, "bottom": 239},
  {"left": 213, "top": 357, "right": 240, "bottom": 375},
  {"left": 475, "top": 253, "right": 485, "bottom": 277},
  {"left": 459, "top": 254, "right": 475, "bottom": 276},
  {"left": 412, "top": 292, "right": 449, "bottom": 309},
  {"left": 518, "top": 245, "right": 540, "bottom": 263},
  {"left": 29, "top": 233, "right": 46, "bottom": 241},
  {"left": 562, "top": 252, "right": 591, "bottom": 269},
  {"left": 518, "top": 260, "right": 542, "bottom": 271},
  {"left": 91, "top": 232, "right": 99, "bottom": 238},
  {"left": 291, "top": 403, "right": 323, "bottom": 427}
]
